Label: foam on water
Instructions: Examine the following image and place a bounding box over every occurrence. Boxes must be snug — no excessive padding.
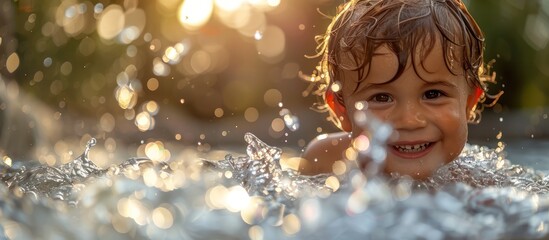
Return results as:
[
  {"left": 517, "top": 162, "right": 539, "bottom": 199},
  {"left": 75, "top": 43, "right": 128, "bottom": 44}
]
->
[{"left": 0, "top": 132, "right": 548, "bottom": 239}]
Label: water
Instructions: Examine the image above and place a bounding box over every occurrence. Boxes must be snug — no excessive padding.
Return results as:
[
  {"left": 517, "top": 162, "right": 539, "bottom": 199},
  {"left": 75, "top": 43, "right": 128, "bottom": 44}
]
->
[
  {"left": 1, "top": 132, "right": 549, "bottom": 239},
  {"left": 2, "top": 1, "right": 547, "bottom": 239}
]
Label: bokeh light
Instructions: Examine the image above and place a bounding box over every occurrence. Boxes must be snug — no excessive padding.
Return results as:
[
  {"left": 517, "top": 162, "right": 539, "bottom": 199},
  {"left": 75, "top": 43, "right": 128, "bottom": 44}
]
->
[
  {"left": 245, "top": 107, "right": 259, "bottom": 123},
  {"left": 178, "top": 0, "right": 214, "bottom": 31},
  {"left": 116, "top": 86, "right": 138, "bottom": 110},
  {"left": 255, "top": 25, "right": 285, "bottom": 62},
  {"left": 6, "top": 53, "right": 19, "bottom": 73},
  {"left": 151, "top": 206, "right": 174, "bottom": 229},
  {"left": 97, "top": 5, "right": 125, "bottom": 40},
  {"left": 1, "top": 0, "right": 549, "bottom": 239}
]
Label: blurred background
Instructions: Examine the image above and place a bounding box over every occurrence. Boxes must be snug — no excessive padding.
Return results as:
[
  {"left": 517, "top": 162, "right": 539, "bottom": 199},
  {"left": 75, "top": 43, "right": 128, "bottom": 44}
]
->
[{"left": 0, "top": 0, "right": 547, "bottom": 168}]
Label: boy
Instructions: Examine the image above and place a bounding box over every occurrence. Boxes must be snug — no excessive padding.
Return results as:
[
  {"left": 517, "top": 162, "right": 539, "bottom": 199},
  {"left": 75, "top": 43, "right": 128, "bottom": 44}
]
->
[{"left": 300, "top": 0, "right": 489, "bottom": 179}]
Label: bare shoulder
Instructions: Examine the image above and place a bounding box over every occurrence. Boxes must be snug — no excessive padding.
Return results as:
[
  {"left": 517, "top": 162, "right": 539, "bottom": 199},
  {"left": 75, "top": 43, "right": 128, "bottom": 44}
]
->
[{"left": 299, "top": 132, "right": 351, "bottom": 175}]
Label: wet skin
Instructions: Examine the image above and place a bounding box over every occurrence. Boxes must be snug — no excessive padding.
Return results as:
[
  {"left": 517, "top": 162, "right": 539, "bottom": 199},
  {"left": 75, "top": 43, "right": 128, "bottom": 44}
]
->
[{"left": 302, "top": 42, "right": 477, "bottom": 179}]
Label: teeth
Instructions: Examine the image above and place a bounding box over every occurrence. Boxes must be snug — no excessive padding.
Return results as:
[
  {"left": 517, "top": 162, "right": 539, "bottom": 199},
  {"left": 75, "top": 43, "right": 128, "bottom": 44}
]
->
[{"left": 394, "top": 143, "right": 430, "bottom": 153}]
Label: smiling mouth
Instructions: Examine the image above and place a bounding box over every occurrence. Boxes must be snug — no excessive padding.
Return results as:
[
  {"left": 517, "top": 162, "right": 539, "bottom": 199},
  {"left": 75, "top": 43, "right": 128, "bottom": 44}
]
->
[{"left": 392, "top": 142, "right": 433, "bottom": 153}]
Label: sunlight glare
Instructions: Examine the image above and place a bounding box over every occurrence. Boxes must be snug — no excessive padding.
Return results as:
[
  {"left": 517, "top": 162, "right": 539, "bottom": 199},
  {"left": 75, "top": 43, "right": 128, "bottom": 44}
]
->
[
  {"left": 225, "top": 186, "right": 250, "bottom": 212},
  {"left": 215, "top": 0, "right": 245, "bottom": 11},
  {"left": 178, "top": 0, "right": 214, "bottom": 31}
]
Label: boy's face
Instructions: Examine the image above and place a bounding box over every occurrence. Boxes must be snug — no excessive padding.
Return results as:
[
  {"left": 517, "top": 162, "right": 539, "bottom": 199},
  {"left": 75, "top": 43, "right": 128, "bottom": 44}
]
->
[{"left": 340, "top": 42, "right": 476, "bottom": 179}]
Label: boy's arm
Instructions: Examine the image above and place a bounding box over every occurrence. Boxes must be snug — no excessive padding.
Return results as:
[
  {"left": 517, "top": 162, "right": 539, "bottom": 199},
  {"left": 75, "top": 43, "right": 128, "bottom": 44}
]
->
[{"left": 299, "top": 132, "right": 351, "bottom": 175}]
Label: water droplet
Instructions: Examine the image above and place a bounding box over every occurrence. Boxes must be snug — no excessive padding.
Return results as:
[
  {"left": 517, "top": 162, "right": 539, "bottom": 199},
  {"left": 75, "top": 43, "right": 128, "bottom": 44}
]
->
[
  {"left": 496, "top": 131, "right": 503, "bottom": 140},
  {"left": 282, "top": 114, "right": 299, "bottom": 131},
  {"left": 94, "top": 3, "right": 104, "bottom": 14},
  {"left": 87, "top": 138, "right": 97, "bottom": 148},
  {"left": 354, "top": 101, "right": 368, "bottom": 111},
  {"left": 153, "top": 58, "right": 171, "bottom": 76},
  {"left": 254, "top": 30, "right": 263, "bottom": 40},
  {"left": 43, "top": 57, "right": 53, "bottom": 67},
  {"left": 330, "top": 81, "right": 342, "bottom": 92}
]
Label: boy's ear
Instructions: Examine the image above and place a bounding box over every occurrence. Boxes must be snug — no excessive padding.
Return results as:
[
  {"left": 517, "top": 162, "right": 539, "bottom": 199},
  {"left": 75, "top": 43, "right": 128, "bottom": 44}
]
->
[
  {"left": 466, "top": 86, "right": 483, "bottom": 119},
  {"left": 326, "top": 89, "right": 352, "bottom": 132}
]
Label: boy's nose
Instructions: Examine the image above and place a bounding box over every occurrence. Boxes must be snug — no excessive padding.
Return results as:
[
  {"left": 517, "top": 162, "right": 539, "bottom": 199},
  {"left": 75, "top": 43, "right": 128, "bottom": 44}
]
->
[{"left": 389, "top": 101, "right": 427, "bottom": 130}]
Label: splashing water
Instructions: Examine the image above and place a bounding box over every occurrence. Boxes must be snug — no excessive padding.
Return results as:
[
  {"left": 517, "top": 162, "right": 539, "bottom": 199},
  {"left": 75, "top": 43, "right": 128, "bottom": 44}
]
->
[
  {"left": 204, "top": 133, "right": 332, "bottom": 210},
  {"left": 350, "top": 103, "right": 394, "bottom": 176},
  {"left": 1, "top": 134, "right": 549, "bottom": 238},
  {"left": 1, "top": 138, "right": 106, "bottom": 203}
]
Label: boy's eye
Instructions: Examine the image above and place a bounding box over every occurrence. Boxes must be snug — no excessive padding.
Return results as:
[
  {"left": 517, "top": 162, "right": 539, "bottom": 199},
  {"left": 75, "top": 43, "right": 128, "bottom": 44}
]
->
[
  {"left": 423, "top": 90, "right": 443, "bottom": 99},
  {"left": 370, "top": 93, "right": 392, "bottom": 102}
]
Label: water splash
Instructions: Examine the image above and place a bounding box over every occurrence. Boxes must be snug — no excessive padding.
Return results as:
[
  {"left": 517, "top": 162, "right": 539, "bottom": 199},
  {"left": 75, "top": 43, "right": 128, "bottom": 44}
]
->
[
  {"left": 351, "top": 103, "right": 394, "bottom": 176},
  {"left": 203, "top": 132, "right": 549, "bottom": 239},
  {"left": 1, "top": 138, "right": 102, "bottom": 202},
  {"left": 0, "top": 138, "right": 157, "bottom": 204},
  {"left": 0, "top": 134, "right": 549, "bottom": 239},
  {"left": 204, "top": 133, "right": 332, "bottom": 206}
]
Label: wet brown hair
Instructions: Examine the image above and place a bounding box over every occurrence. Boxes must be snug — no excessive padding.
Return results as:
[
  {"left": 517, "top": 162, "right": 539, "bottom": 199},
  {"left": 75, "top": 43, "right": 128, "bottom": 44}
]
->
[{"left": 304, "top": 0, "right": 496, "bottom": 129}]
